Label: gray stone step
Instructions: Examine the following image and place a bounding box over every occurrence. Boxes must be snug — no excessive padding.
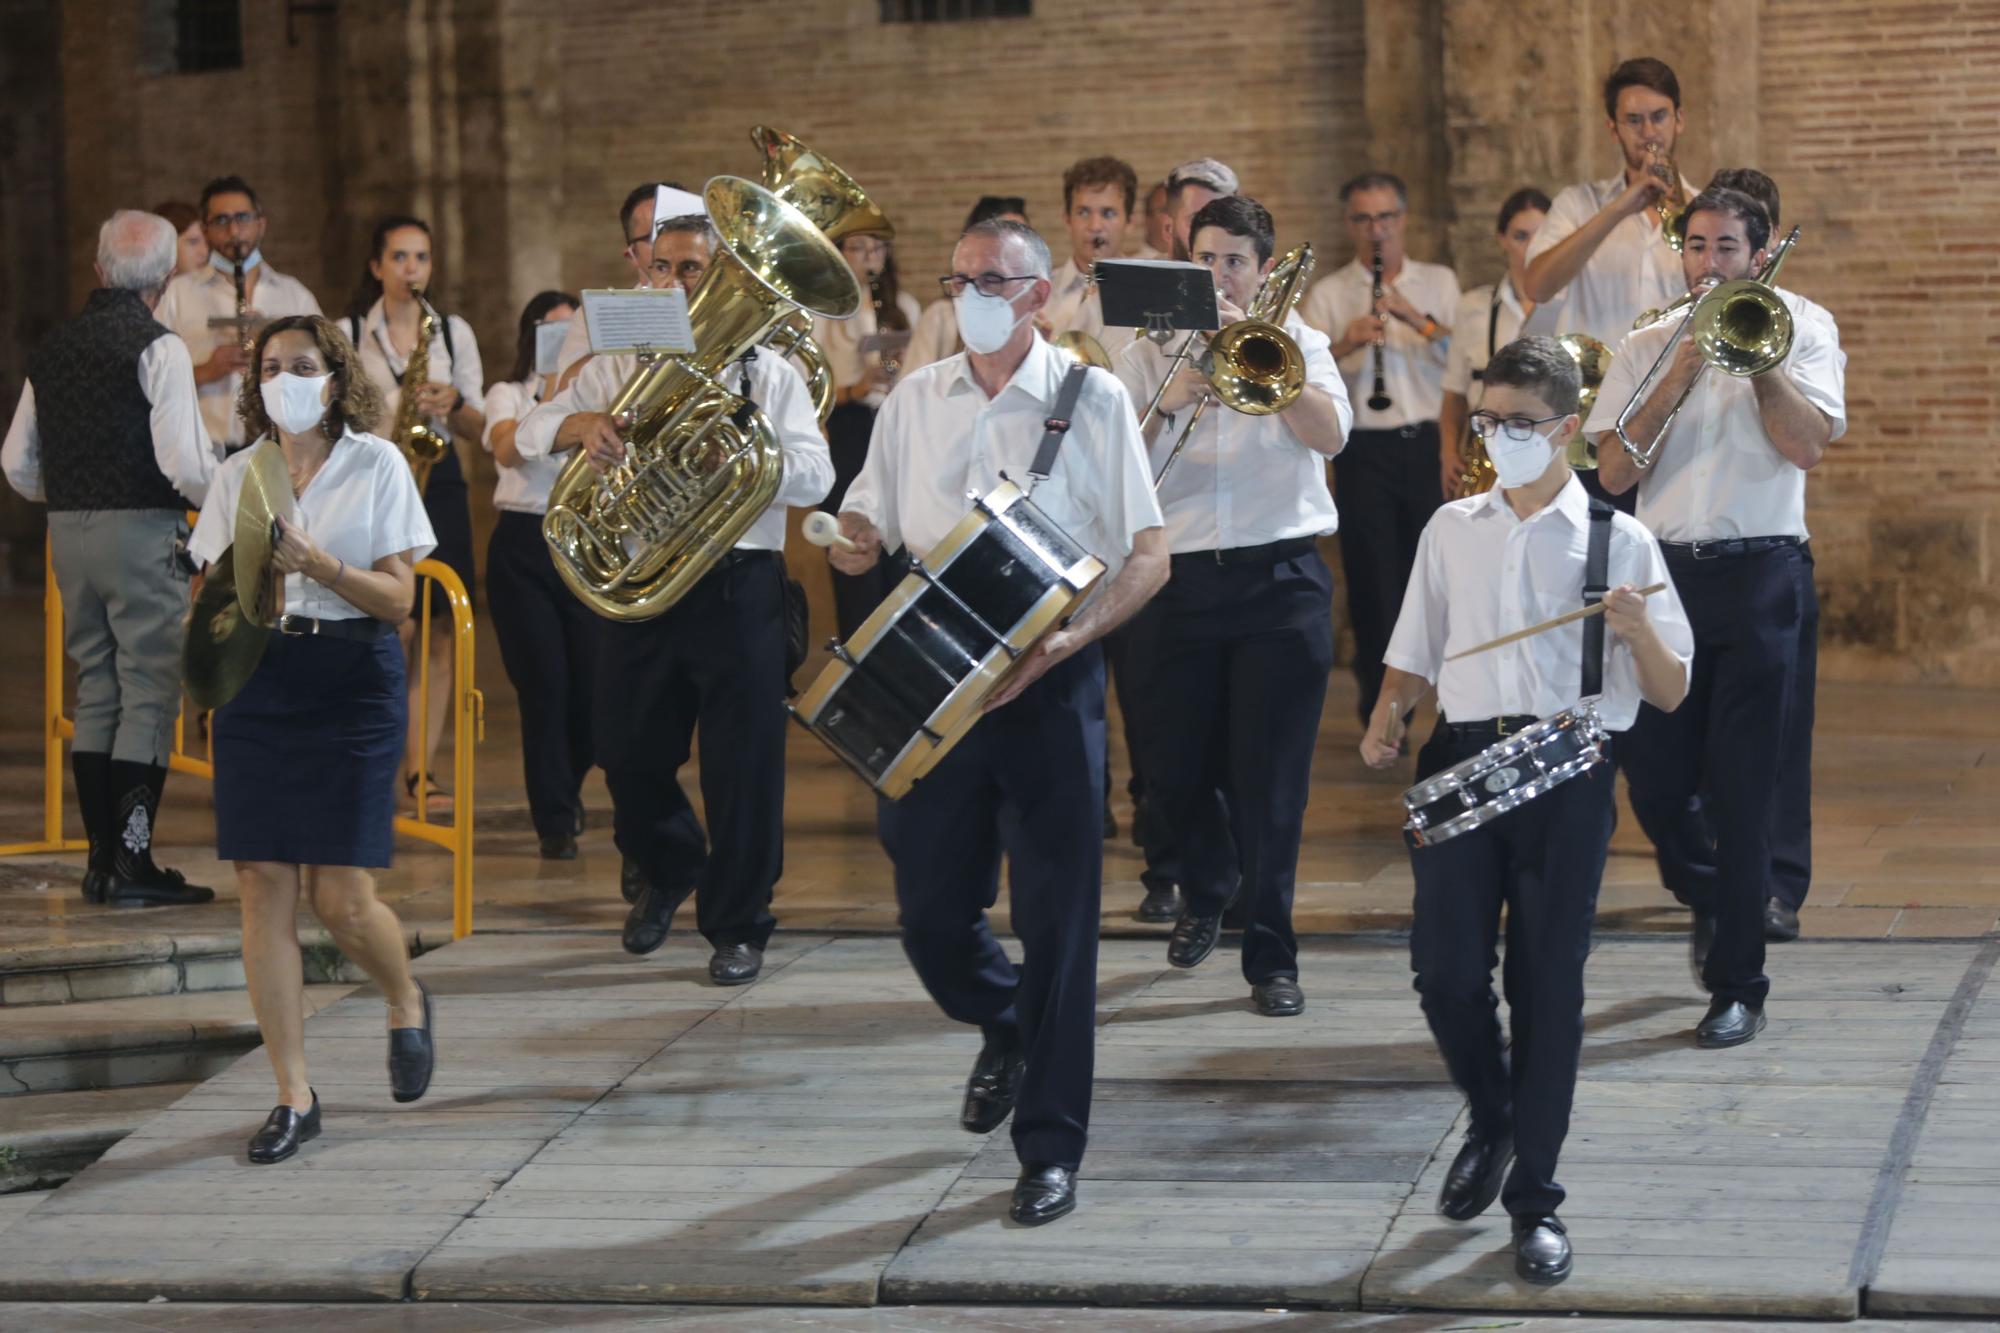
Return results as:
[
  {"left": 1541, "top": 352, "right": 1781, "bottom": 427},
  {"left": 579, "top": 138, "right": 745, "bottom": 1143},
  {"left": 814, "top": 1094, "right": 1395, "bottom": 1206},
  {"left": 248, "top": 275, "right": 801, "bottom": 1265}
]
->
[
  {"left": 0, "top": 986, "right": 353, "bottom": 1097},
  {"left": 0, "top": 1084, "right": 197, "bottom": 1191},
  {"left": 1, "top": 927, "right": 388, "bottom": 1008}
]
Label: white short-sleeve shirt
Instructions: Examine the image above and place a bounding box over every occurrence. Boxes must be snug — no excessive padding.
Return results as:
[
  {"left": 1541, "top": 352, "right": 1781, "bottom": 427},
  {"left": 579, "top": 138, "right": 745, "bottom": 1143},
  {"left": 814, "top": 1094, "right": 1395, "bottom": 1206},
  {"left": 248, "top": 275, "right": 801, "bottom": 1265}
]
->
[
  {"left": 155, "top": 263, "right": 323, "bottom": 448},
  {"left": 481, "top": 379, "right": 566, "bottom": 514},
  {"left": 1043, "top": 258, "right": 1108, "bottom": 344},
  {"left": 1384, "top": 474, "right": 1693, "bottom": 730},
  {"left": 190, "top": 430, "right": 436, "bottom": 621},
  {"left": 1584, "top": 297, "right": 1846, "bottom": 542},
  {"left": 1523, "top": 172, "right": 1697, "bottom": 347},
  {"left": 1113, "top": 312, "right": 1350, "bottom": 552},
  {"left": 1298, "top": 258, "right": 1460, "bottom": 431},
  {"left": 812, "top": 288, "right": 922, "bottom": 411},
  {"left": 842, "top": 335, "right": 1163, "bottom": 588},
  {"left": 1441, "top": 277, "right": 1530, "bottom": 403},
  {"left": 350, "top": 298, "right": 485, "bottom": 438}
]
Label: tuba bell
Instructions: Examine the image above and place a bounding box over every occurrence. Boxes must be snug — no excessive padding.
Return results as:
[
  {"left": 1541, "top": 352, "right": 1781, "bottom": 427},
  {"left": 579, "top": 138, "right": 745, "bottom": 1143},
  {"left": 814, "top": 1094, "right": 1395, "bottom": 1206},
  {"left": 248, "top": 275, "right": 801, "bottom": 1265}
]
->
[{"left": 542, "top": 177, "right": 861, "bottom": 620}]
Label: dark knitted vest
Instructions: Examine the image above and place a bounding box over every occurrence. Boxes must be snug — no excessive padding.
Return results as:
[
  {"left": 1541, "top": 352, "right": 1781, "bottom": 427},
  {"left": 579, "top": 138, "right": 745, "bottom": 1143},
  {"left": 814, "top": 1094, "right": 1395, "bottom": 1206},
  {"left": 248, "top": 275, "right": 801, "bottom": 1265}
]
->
[{"left": 25, "top": 288, "right": 187, "bottom": 512}]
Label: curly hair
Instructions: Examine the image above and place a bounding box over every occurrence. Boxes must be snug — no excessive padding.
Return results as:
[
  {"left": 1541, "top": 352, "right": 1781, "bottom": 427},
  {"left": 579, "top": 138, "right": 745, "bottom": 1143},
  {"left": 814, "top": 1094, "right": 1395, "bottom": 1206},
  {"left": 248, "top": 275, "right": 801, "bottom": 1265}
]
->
[{"left": 235, "top": 314, "right": 384, "bottom": 441}]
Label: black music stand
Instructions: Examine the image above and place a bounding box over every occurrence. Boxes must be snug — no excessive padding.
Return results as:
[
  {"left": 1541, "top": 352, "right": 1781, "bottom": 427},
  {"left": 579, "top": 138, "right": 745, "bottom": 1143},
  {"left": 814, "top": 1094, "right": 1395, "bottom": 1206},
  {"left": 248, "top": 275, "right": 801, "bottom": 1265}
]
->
[{"left": 1095, "top": 259, "right": 1220, "bottom": 341}]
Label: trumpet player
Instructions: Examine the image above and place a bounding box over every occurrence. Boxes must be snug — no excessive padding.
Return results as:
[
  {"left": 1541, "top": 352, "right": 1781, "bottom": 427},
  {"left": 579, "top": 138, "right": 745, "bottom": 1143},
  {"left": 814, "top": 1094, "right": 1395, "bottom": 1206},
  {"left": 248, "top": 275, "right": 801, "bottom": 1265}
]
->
[
  {"left": 1588, "top": 187, "right": 1846, "bottom": 1050},
  {"left": 1299, "top": 171, "right": 1457, "bottom": 726},
  {"left": 1114, "top": 195, "right": 1351, "bottom": 1015},
  {"left": 1439, "top": 189, "right": 1548, "bottom": 499},
  {"left": 155, "top": 176, "right": 322, "bottom": 450},
  {"left": 1040, "top": 155, "right": 1136, "bottom": 343},
  {"left": 516, "top": 213, "right": 833, "bottom": 987}
]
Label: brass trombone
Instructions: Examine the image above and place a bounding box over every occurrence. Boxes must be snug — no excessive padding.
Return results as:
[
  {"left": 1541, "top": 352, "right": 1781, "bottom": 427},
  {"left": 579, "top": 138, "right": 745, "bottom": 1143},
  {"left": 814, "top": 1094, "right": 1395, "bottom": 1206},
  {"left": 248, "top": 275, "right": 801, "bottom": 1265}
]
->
[{"left": 1613, "top": 225, "right": 1801, "bottom": 470}]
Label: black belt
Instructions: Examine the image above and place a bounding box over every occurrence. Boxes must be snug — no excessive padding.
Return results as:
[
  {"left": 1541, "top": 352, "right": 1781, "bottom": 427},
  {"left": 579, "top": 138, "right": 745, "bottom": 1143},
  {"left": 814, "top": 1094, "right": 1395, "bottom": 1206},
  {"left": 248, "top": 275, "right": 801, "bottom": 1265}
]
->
[
  {"left": 1443, "top": 714, "right": 1540, "bottom": 743},
  {"left": 715, "top": 548, "right": 780, "bottom": 571},
  {"left": 1660, "top": 535, "right": 1802, "bottom": 561},
  {"left": 1350, "top": 422, "right": 1437, "bottom": 441},
  {"left": 275, "top": 614, "right": 390, "bottom": 641},
  {"left": 1172, "top": 536, "right": 1317, "bottom": 568}
]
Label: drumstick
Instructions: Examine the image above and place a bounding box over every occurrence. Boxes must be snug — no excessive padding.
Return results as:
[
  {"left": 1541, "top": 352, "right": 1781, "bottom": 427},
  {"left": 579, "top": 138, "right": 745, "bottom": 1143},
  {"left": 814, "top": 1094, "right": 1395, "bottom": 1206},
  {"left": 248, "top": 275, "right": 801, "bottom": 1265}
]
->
[
  {"left": 1444, "top": 583, "right": 1667, "bottom": 662},
  {"left": 802, "top": 510, "right": 858, "bottom": 553}
]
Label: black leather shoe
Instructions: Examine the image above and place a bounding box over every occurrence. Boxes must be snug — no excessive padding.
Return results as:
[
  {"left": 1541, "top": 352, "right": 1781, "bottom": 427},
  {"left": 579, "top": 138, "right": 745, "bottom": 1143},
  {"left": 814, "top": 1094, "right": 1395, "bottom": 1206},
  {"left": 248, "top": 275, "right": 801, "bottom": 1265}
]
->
[
  {"left": 1009, "top": 1164, "right": 1077, "bottom": 1226},
  {"left": 620, "top": 856, "right": 646, "bottom": 904},
  {"left": 708, "top": 943, "right": 763, "bottom": 986},
  {"left": 1251, "top": 976, "right": 1304, "bottom": 1017},
  {"left": 1437, "top": 1131, "right": 1514, "bottom": 1221},
  {"left": 1167, "top": 911, "right": 1222, "bottom": 969},
  {"left": 622, "top": 882, "right": 681, "bottom": 956},
  {"left": 106, "top": 867, "right": 215, "bottom": 908},
  {"left": 1695, "top": 997, "right": 1765, "bottom": 1048},
  {"left": 388, "top": 980, "right": 435, "bottom": 1103},
  {"left": 960, "top": 1040, "right": 1025, "bottom": 1133},
  {"left": 1512, "top": 1214, "right": 1571, "bottom": 1285},
  {"left": 247, "top": 1092, "right": 321, "bottom": 1164},
  {"left": 1765, "top": 896, "right": 1801, "bottom": 942},
  {"left": 1136, "top": 883, "right": 1182, "bottom": 923},
  {"left": 81, "top": 869, "right": 110, "bottom": 905},
  {"left": 539, "top": 831, "right": 578, "bottom": 860},
  {"left": 1688, "top": 911, "right": 1716, "bottom": 988}
]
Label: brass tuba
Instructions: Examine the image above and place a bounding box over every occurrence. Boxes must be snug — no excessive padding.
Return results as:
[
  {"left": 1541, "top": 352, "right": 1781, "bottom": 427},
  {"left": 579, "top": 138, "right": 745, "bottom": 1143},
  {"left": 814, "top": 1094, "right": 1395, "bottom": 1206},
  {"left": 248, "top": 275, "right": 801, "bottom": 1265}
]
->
[
  {"left": 390, "top": 291, "right": 452, "bottom": 491},
  {"left": 752, "top": 127, "right": 892, "bottom": 425},
  {"left": 542, "top": 177, "right": 862, "bottom": 620}
]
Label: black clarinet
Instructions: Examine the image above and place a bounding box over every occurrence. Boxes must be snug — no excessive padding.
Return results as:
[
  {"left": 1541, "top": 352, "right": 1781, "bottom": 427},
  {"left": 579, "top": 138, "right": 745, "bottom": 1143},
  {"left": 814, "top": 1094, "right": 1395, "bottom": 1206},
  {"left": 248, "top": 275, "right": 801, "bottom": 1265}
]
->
[{"left": 1366, "top": 242, "right": 1392, "bottom": 412}]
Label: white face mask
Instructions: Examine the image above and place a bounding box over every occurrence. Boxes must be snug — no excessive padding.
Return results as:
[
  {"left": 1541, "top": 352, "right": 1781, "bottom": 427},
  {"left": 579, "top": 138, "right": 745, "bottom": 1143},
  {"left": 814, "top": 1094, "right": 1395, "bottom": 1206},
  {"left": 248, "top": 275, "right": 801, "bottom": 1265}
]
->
[
  {"left": 211, "top": 247, "right": 263, "bottom": 274},
  {"left": 954, "top": 286, "right": 1031, "bottom": 356},
  {"left": 1488, "top": 422, "right": 1565, "bottom": 489},
  {"left": 261, "top": 372, "right": 331, "bottom": 436}
]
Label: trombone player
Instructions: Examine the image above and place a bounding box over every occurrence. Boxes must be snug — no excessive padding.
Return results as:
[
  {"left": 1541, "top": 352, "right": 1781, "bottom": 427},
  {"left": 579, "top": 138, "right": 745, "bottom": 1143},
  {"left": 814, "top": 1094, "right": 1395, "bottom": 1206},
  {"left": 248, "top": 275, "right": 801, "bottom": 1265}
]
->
[
  {"left": 1114, "top": 195, "right": 1351, "bottom": 1016},
  {"left": 1587, "top": 187, "right": 1845, "bottom": 1050}
]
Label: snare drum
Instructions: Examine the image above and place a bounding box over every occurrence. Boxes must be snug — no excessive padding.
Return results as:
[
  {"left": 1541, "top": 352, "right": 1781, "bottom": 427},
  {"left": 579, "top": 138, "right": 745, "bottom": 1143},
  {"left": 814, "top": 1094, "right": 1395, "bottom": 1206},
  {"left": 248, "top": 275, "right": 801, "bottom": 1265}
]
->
[
  {"left": 1401, "top": 702, "right": 1609, "bottom": 848},
  {"left": 789, "top": 478, "right": 1105, "bottom": 798}
]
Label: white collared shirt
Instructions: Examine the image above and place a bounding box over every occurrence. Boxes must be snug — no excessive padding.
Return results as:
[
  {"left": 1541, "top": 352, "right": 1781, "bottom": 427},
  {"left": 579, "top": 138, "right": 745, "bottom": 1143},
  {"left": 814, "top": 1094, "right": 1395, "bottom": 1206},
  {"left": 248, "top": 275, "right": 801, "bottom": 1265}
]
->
[
  {"left": 514, "top": 346, "right": 831, "bottom": 551},
  {"left": 813, "top": 287, "right": 921, "bottom": 410},
  {"left": 1113, "top": 312, "right": 1350, "bottom": 552},
  {"left": 844, "top": 335, "right": 1163, "bottom": 587},
  {"left": 903, "top": 298, "right": 959, "bottom": 374},
  {"left": 1584, "top": 298, "right": 1846, "bottom": 542},
  {"left": 1524, "top": 171, "right": 1698, "bottom": 347},
  {"left": 1441, "top": 277, "right": 1530, "bottom": 403},
  {"left": 1131, "top": 242, "right": 1167, "bottom": 262},
  {"left": 349, "top": 299, "right": 485, "bottom": 438},
  {"left": 188, "top": 428, "right": 436, "bottom": 621},
  {"left": 154, "top": 264, "right": 323, "bottom": 447},
  {"left": 1298, "top": 258, "right": 1461, "bottom": 431},
  {"left": 1385, "top": 474, "right": 1692, "bottom": 730},
  {"left": 1043, "top": 257, "right": 1107, "bottom": 342},
  {"left": 481, "top": 379, "right": 564, "bottom": 514},
  {"left": 5, "top": 329, "right": 218, "bottom": 506}
]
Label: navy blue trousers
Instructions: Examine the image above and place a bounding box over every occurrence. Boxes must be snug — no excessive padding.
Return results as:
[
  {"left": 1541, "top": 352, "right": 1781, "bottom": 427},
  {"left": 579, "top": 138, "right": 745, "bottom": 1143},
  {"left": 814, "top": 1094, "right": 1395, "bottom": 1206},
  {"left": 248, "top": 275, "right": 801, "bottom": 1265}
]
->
[
  {"left": 1332, "top": 425, "right": 1442, "bottom": 724},
  {"left": 877, "top": 646, "right": 1106, "bottom": 1172},
  {"left": 1126, "top": 544, "right": 1334, "bottom": 982},
  {"left": 1622, "top": 544, "right": 1806, "bottom": 1006},
  {"left": 1409, "top": 726, "right": 1614, "bottom": 1219},
  {"left": 596, "top": 553, "right": 786, "bottom": 950}
]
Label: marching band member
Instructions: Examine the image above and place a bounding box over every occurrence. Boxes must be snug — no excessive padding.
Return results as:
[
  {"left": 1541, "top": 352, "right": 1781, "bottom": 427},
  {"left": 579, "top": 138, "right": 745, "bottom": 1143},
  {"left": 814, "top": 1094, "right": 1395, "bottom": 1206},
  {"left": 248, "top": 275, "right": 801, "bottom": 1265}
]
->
[
  {"left": 1162, "top": 157, "right": 1238, "bottom": 260},
  {"left": 1439, "top": 188, "right": 1547, "bottom": 498},
  {"left": 1363, "top": 336, "right": 1691, "bottom": 1286},
  {"left": 816, "top": 228, "right": 919, "bottom": 638},
  {"left": 155, "top": 176, "right": 323, "bottom": 451},
  {"left": 344, "top": 215, "right": 485, "bottom": 818},
  {"left": 1589, "top": 187, "right": 1845, "bottom": 1049},
  {"left": 1132, "top": 179, "right": 1172, "bottom": 260},
  {"left": 1300, "top": 170, "right": 1459, "bottom": 726},
  {"left": 1040, "top": 156, "right": 1136, "bottom": 342},
  {"left": 830, "top": 219, "right": 1168, "bottom": 1226},
  {"left": 189, "top": 315, "right": 439, "bottom": 1163},
  {"left": 3, "top": 210, "right": 218, "bottom": 908},
  {"left": 482, "top": 290, "right": 597, "bottom": 861},
  {"left": 1114, "top": 195, "right": 1351, "bottom": 1014},
  {"left": 904, "top": 196, "right": 1029, "bottom": 375},
  {"left": 551, "top": 181, "right": 671, "bottom": 383},
  {"left": 517, "top": 213, "right": 831, "bottom": 986},
  {"left": 150, "top": 201, "right": 209, "bottom": 277}
]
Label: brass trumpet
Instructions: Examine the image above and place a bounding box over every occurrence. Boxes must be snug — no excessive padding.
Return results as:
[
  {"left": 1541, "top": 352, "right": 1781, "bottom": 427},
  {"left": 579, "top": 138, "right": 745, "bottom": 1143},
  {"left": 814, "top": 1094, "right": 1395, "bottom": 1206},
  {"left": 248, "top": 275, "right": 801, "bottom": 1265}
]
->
[{"left": 1647, "top": 143, "right": 1689, "bottom": 252}]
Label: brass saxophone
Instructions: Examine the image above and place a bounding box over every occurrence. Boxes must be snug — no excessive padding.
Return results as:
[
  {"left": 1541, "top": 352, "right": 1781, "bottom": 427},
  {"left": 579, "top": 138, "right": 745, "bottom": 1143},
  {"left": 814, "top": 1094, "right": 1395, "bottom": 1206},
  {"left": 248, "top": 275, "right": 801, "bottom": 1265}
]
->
[{"left": 390, "top": 291, "right": 452, "bottom": 491}]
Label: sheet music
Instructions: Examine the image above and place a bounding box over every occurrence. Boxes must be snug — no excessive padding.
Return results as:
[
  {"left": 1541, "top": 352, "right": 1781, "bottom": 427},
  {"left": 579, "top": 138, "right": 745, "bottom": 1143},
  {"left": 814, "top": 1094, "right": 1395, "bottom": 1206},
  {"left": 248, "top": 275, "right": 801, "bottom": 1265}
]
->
[{"left": 581, "top": 288, "right": 696, "bottom": 356}]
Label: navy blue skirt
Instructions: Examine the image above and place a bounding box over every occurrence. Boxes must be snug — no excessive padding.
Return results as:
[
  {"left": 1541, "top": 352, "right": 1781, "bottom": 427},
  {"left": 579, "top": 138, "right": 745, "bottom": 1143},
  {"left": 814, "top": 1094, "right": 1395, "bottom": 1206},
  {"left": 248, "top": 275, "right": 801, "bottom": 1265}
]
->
[{"left": 213, "top": 627, "right": 407, "bottom": 867}]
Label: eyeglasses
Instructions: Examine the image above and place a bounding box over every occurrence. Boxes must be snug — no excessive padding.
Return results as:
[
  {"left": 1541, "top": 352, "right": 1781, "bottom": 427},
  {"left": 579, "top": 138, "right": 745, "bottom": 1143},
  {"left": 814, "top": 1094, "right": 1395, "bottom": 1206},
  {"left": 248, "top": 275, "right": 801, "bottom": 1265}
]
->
[
  {"left": 844, "top": 238, "right": 890, "bottom": 259},
  {"left": 206, "top": 211, "right": 260, "bottom": 228},
  {"left": 939, "top": 272, "right": 1038, "bottom": 298},
  {"left": 1468, "top": 411, "right": 1569, "bottom": 441},
  {"left": 1347, "top": 209, "right": 1405, "bottom": 227}
]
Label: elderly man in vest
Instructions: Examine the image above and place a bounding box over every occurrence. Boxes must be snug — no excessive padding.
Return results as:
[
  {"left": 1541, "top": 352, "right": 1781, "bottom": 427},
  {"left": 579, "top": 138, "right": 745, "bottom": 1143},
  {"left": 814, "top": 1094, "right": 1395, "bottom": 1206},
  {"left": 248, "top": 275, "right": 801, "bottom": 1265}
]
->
[{"left": 3, "top": 210, "right": 221, "bottom": 906}]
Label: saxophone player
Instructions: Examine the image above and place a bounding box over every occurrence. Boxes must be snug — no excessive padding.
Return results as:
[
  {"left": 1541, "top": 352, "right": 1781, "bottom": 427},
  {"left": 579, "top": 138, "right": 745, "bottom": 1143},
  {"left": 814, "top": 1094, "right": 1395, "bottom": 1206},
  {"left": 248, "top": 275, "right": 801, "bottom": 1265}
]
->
[
  {"left": 516, "top": 213, "right": 832, "bottom": 987},
  {"left": 345, "top": 215, "right": 486, "bottom": 818},
  {"left": 1439, "top": 189, "right": 1548, "bottom": 498}
]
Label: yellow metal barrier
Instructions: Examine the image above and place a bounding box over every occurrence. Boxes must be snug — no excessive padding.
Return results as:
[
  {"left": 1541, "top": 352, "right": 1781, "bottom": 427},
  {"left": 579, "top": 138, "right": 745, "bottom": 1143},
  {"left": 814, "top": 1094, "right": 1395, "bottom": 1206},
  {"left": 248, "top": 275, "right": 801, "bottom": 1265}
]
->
[{"left": 1, "top": 536, "right": 485, "bottom": 939}]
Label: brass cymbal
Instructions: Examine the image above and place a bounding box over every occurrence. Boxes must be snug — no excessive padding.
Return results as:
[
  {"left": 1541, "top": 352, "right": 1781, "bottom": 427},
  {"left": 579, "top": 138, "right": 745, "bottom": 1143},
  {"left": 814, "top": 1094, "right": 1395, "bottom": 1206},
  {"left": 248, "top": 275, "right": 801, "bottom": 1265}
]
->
[
  {"left": 183, "top": 548, "right": 269, "bottom": 711},
  {"left": 234, "top": 440, "right": 296, "bottom": 628}
]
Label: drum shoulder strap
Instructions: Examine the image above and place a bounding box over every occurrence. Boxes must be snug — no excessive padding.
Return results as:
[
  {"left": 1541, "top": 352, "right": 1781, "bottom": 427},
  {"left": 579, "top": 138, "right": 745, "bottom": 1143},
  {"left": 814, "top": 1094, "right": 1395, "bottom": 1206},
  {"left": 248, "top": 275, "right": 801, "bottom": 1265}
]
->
[
  {"left": 1581, "top": 497, "right": 1614, "bottom": 698},
  {"left": 1028, "top": 364, "right": 1093, "bottom": 481}
]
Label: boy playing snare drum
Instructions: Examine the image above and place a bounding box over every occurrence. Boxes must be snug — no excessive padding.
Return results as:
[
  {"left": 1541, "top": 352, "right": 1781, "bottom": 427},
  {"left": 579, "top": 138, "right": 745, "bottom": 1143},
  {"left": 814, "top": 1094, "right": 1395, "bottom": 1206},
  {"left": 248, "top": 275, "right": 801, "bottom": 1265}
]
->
[{"left": 1360, "top": 336, "right": 1692, "bottom": 1285}]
